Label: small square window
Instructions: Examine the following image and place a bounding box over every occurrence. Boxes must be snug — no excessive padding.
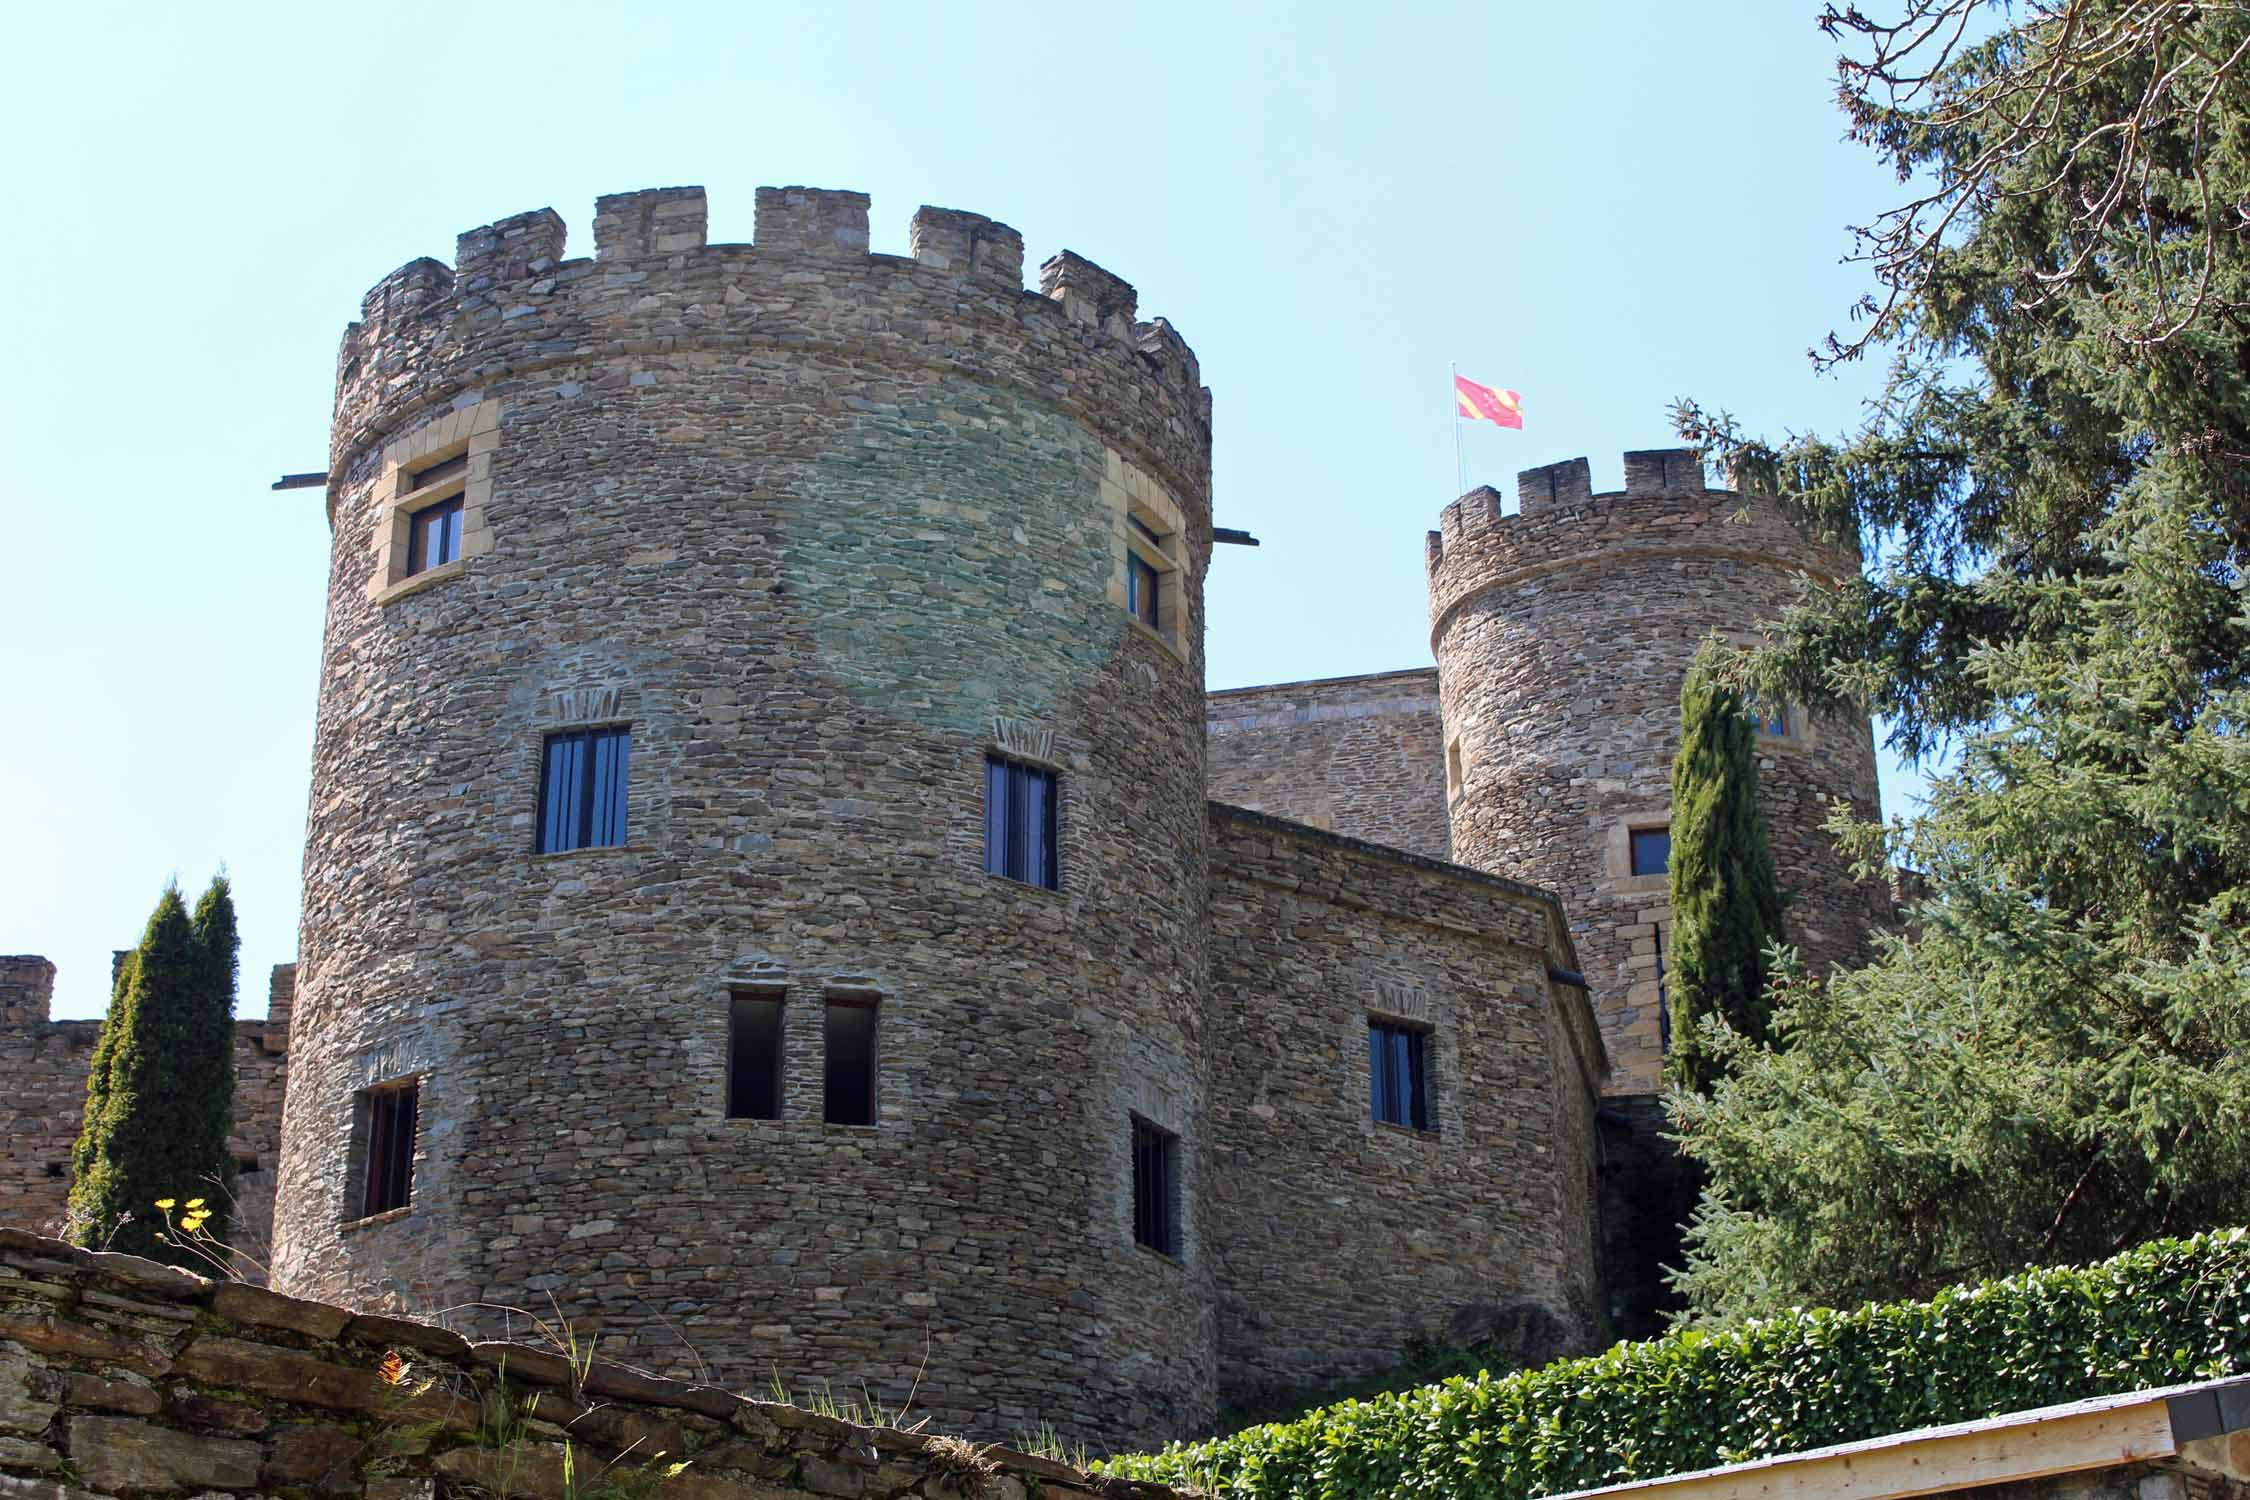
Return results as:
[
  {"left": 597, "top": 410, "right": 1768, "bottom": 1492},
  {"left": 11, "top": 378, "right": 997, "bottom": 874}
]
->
[
  {"left": 358, "top": 1080, "right": 419, "bottom": 1218},
  {"left": 538, "top": 727, "right": 631, "bottom": 853},
  {"left": 1127, "top": 552, "right": 1161, "bottom": 631},
  {"left": 823, "top": 998, "right": 878, "bottom": 1126},
  {"left": 727, "top": 992, "right": 784, "bottom": 1120},
  {"left": 1369, "top": 1020, "right": 1431, "bottom": 1130},
  {"left": 1131, "top": 1117, "right": 1180, "bottom": 1257},
  {"left": 1630, "top": 827, "right": 1671, "bottom": 878},
  {"left": 984, "top": 755, "right": 1058, "bottom": 890},
  {"left": 406, "top": 496, "right": 464, "bottom": 576},
  {"left": 1752, "top": 701, "right": 1790, "bottom": 737}
]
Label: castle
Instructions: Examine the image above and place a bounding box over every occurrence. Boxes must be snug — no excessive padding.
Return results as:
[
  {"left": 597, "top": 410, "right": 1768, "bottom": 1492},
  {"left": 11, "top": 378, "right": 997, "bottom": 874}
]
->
[{"left": 0, "top": 183, "right": 1883, "bottom": 1452}]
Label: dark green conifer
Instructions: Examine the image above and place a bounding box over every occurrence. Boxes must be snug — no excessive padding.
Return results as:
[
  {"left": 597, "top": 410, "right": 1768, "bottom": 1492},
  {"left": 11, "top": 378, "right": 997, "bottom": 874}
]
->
[
  {"left": 1663, "top": 657, "right": 1786, "bottom": 1096},
  {"left": 67, "top": 876, "right": 240, "bottom": 1263}
]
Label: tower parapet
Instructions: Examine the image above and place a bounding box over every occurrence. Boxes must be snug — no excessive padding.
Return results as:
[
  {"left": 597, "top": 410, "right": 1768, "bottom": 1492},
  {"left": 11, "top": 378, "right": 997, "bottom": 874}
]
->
[
  {"left": 326, "top": 186, "right": 1212, "bottom": 518},
  {"left": 281, "top": 185, "right": 1216, "bottom": 1448},
  {"left": 1425, "top": 450, "right": 1884, "bottom": 1094}
]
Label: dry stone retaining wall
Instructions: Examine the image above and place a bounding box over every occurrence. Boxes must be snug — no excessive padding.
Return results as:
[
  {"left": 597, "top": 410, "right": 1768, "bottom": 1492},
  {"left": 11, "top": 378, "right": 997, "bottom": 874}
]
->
[
  {"left": 0, "top": 1226, "right": 1186, "bottom": 1500},
  {"left": 0, "top": 959, "right": 290, "bottom": 1274},
  {"left": 1203, "top": 671, "right": 1450, "bottom": 860}
]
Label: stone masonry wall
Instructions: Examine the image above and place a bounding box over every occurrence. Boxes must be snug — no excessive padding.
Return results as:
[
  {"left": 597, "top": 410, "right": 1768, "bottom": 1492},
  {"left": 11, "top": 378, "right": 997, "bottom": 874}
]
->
[
  {"left": 1426, "top": 451, "right": 1890, "bottom": 1095},
  {"left": 279, "top": 185, "right": 1217, "bottom": 1453},
  {"left": 1203, "top": 670, "right": 1450, "bottom": 860},
  {"left": 0, "top": 1226, "right": 1193, "bottom": 1500},
  {"left": 1204, "top": 805, "right": 1606, "bottom": 1406},
  {"left": 0, "top": 959, "right": 290, "bottom": 1276}
]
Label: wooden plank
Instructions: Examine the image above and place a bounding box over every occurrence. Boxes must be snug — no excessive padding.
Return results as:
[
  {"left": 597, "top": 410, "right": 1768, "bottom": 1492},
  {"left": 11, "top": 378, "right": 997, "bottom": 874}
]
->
[{"left": 1550, "top": 1397, "right": 2180, "bottom": 1500}]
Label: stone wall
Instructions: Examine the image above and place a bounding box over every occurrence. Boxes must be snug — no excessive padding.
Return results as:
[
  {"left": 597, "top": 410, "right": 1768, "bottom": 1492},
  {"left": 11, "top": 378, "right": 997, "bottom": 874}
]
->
[
  {"left": 0, "top": 959, "right": 290, "bottom": 1275},
  {"left": 1203, "top": 671, "right": 1450, "bottom": 860},
  {"left": 1204, "top": 805, "right": 1606, "bottom": 1406},
  {"left": 281, "top": 185, "right": 1217, "bottom": 1452},
  {"left": 1426, "top": 452, "right": 1890, "bottom": 1095},
  {"left": 0, "top": 1226, "right": 1189, "bottom": 1500}
]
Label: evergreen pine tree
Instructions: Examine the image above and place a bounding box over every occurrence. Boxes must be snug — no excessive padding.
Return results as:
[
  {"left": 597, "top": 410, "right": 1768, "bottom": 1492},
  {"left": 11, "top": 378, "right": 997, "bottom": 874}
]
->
[
  {"left": 1663, "top": 2, "right": 2250, "bottom": 1318},
  {"left": 67, "top": 876, "right": 241, "bottom": 1263},
  {"left": 1663, "top": 656, "right": 1786, "bottom": 1096}
]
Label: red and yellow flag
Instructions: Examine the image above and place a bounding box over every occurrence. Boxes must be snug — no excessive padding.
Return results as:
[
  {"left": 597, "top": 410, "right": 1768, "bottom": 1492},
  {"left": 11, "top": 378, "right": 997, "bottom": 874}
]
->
[{"left": 1454, "top": 373, "right": 1523, "bottom": 430}]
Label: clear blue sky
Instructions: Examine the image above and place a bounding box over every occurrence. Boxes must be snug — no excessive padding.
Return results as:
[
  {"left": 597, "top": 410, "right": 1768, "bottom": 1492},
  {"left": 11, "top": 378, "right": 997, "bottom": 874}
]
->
[{"left": 0, "top": 2, "right": 1921, "bottom": 1020}]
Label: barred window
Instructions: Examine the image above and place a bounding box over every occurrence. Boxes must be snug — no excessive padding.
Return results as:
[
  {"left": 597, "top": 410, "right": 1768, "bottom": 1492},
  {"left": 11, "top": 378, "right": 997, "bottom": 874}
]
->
[
  {"left": 358, "top": 1080, "right": 418, "bottom": 1218},
  {"left": 1131, "top": 1118, "right": 1180, "bottom": 1257}
]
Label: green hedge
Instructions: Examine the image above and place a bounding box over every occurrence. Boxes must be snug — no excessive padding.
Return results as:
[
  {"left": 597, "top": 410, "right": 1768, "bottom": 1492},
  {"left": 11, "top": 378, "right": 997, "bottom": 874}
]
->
[{"left": 1100, "top": 1229, "right": 2250, "bottom": 1499}]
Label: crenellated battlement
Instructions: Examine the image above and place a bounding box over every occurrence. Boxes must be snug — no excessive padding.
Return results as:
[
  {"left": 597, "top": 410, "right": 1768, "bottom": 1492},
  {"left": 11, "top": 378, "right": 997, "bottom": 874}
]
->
[
  {"left": 327, "top": 184, "right": 1212, "bottom": 507},
  {"left": 0, "top": 956, "right": 54, "bottom": 1026},
  {"left": 1424, "top": 447, "right": 1860, "bottom": 637}
]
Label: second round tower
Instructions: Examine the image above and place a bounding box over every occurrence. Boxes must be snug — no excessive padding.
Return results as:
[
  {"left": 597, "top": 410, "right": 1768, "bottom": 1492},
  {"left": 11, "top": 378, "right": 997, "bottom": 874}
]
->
[{"left": 1426, "top": 450, "right": 1888, "bottom": 1093}]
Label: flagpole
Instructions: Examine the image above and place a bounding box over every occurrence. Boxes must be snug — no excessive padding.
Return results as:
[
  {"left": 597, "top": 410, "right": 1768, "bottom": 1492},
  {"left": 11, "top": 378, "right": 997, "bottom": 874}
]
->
[{"left": 1451, "top": 362, "right": 1466, "bottom": 497}]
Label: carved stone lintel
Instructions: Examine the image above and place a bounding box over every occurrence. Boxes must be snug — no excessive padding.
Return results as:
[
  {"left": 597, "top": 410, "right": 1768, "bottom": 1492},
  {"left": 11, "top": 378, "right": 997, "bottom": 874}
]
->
[
  {"left": 546, "top": 685, "right": 624, "bottom": 725},
  {"left": 1371, "top": 980, "right": 1432, "bottom": 1024},
  {"left": 992, "top": 717, "right": 1055, "bottom": 764},
  {"left": 1127, "top": 1078, "right": 1184, "bottom": 1134}
]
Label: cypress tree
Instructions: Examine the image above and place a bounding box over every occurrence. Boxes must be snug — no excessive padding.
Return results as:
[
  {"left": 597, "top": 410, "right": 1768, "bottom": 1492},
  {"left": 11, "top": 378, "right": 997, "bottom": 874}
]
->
[
  {"left": 1663, "top": 659, "right": 1786, "bottom": 1096},
  {"left": 187, "top": 876, "right": 241, "bottom": 1247},
  {"left": 67, "top": 876, "right": 241, "bottom": 1263}
]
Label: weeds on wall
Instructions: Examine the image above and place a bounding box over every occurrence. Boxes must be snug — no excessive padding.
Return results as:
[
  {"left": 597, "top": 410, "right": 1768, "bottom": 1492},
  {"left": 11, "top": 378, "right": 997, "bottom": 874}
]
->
[
  {"left": 1099, "top": 1228, "right": 2250, "bottom": 1500},
  {"left": 368, "top": 1333, "right": 690, "bottom": 1500}
]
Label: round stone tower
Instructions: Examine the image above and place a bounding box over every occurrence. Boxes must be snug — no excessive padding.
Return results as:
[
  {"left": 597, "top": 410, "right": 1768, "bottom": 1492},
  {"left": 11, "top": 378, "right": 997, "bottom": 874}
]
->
[
  {"left": 1424, "top": 450, "right": 1887, "bottom": 1096},
  {"left": 272, "top": 185, "right": 1216, "bottom": 1446}
]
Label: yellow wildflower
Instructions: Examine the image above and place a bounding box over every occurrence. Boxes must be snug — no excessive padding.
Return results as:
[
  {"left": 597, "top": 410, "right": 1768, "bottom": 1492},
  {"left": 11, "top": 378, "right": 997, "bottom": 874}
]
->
[
  {"left": 154, "top": 1198, "right": 176, "bottom": 1211},
  {"left": 184, "top": 1198, "right": 206, "bottom": 1210}
]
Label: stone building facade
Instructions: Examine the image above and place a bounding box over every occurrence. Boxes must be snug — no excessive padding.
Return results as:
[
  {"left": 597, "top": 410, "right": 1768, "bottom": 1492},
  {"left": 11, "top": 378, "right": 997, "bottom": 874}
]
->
[
  {"left": 0, "top": 957, "right": 293, "bottom": 1274},
  {"left": 254, "top": 184, "right": 1607, "bottom": 1452},
  {"left": 0, "top": 180, "right": 1885, "bottom": 1451},
  {"left": 1425, "top": 454, "right": 1887, "bottom": 1096},
  {"left": 1204, "top": 670, "right": 1450, "bottom": 860},
  {"left": 1204, "top": 452, "right": 1889, "bottom": 1335}
]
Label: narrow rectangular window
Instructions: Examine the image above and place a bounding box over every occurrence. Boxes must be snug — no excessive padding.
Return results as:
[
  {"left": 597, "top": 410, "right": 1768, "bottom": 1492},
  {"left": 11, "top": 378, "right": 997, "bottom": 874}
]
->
[
  {"left": 1127, "top": 553, "right": 1161, "bottom": 630},
  {"left": 406, "top": 496, "right": 464, "bottom": 575},
  {"left": 359, "top": 1080, "right": 419, "bottom": 1218},
  {"left": 1630, "top": 827, "right": 1671, "bottom": 878},
  {"left": 1369, "top": 1021, "right": 1431, "bottom": 1130},
  {"left": 727, "top": 993, "right": 783, "bottom": 1120},
  {"left": 1656, "top": 929, "right": 1672, "bottom": 1052},
  {"left": 823, "top": 998, "right": 878, "bottom": 1126},
  {"left": 538, "top": 728, "right": 630, "bottom": 853},
  {"left": 984, "top": 755, "right": 1058, "bottom": 890},
  {"left": 1752, "top": 701, "right": 1790, "bottom": 738},
  {"left": 1131, "top": 1118, "right": 1179, "bottom": 1256}
]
